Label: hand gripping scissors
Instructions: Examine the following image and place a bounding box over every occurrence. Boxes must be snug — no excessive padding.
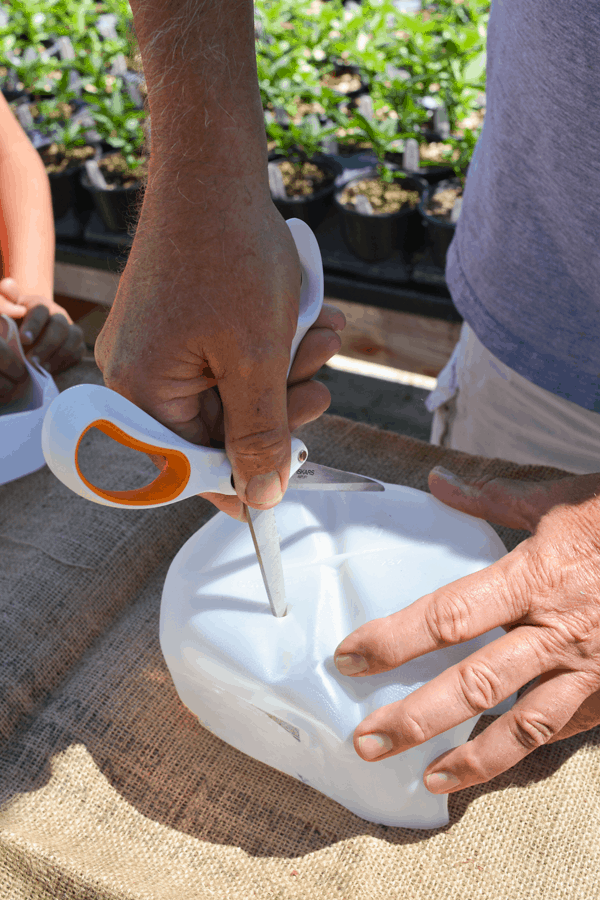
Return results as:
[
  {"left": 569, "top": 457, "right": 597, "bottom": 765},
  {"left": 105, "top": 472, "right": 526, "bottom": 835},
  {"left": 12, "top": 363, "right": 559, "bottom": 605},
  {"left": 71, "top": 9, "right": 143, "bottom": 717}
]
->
[{"left": 41, "top": 219, "right": 383, "bottom": 617}]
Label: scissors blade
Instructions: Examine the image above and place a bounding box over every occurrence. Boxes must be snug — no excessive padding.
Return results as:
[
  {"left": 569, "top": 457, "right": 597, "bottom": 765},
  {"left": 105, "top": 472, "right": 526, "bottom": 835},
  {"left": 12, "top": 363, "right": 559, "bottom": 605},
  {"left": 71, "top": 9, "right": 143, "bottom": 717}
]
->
[
  {"left": 288, "top": 462, "right": 385, "bottom": 492},
  {"left": 245, "top": 505, "right": 288, "bottom": 618}
]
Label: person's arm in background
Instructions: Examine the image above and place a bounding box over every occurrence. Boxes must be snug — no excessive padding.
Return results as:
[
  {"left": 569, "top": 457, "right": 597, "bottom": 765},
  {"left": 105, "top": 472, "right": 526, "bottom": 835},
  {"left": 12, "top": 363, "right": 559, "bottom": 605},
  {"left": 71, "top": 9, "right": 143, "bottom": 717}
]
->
[
  {"left": 95, "top": 0, "right": 344, "bottom": 521},
  {"left": 0, "top": 93, "right": 85, "bottom": 389},
  {"left": 0, "top": 91, "right": 55, "bottom": 313}
]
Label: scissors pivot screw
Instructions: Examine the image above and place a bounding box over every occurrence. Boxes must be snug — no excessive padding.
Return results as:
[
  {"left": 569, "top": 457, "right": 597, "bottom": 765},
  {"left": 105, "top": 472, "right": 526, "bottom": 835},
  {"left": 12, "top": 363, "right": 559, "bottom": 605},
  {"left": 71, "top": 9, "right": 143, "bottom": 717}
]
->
[{"left": 298, "top": 450, "right": 308, "bottom": 463}]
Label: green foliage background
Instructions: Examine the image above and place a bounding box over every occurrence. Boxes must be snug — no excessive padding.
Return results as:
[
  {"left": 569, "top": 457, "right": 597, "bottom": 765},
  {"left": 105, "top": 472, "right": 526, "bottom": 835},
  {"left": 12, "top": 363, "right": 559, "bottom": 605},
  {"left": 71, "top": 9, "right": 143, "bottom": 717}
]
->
[{"left": 1, "top": 0, "right": 489, "bottom": 177}]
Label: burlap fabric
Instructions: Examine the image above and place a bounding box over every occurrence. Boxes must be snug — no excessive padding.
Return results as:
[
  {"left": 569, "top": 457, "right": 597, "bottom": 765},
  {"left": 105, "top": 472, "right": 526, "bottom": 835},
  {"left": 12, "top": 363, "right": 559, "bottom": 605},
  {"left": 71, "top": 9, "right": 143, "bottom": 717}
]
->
[{"left": 1, "top": 361, "right": 598, "bottom": 899}]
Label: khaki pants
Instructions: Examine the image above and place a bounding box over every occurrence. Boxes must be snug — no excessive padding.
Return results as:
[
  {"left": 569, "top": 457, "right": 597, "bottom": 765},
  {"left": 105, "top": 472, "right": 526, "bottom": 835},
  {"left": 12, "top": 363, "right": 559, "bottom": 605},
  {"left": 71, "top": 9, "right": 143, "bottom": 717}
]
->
[{"left": 427, "top": 323, "right": 600, "bottom": 474}]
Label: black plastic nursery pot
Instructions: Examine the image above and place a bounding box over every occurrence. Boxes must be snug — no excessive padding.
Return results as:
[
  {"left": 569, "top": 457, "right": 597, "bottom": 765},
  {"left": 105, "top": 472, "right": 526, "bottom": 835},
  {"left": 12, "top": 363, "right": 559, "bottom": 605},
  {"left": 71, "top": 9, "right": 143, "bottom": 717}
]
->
[
  {"left": 0, "top": 71, "right": 27, "bottom": 103},
  {"left": 271, "top": 155, "right": 342, "bottom": 231},
  {"left": 329, "top": 62, "right": 369, "bottom": 100},
  {"left": 49, "top": 163, "right": 96, "bottom": 221},
  {"left": 80, "top": 170, "right": 144, "bottom": 234},
  {"left": 418, "top": 178, "right": 463, "bottom": 271},
  {"left": 334, "top": 169, "right": 428, "bottom": 263},
  {"left": 384, "top": 154, "right": 454, "bottom": 186},
  {"left": 40, "top": 142, "right": 99, "bottom": 221},
  {"left": 48, "top": 166, "right": 79, "bottom": 220},
  {"left": 385, "top": 137, "right": 468, "bottom": 186}
]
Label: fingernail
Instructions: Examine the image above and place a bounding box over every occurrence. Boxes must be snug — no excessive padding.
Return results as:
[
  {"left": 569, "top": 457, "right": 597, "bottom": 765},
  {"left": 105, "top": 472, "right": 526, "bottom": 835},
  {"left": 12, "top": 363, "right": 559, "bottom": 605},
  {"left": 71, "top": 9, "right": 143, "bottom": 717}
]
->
[
  {"left": 245, "top": 471, "right": 283, "bottom": 506},
  {"left": 425, "top": 771, "right": 461, "bottom": 793},
  {"left": 358, "top": 733, "right": 394, "bottom": 760},
  {"left": 431, "top": 467, "right": 478, "bottom": 497},
  {"left": 335, "top": 653, "right": 368, "bottom": 675}
]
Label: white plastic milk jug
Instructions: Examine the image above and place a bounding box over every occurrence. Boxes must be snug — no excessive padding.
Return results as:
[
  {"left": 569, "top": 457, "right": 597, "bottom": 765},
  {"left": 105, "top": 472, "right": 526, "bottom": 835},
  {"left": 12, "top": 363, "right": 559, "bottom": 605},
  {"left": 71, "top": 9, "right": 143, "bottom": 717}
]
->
[{"left": 160, "top": 484, "right": 513, "bottom": 829}]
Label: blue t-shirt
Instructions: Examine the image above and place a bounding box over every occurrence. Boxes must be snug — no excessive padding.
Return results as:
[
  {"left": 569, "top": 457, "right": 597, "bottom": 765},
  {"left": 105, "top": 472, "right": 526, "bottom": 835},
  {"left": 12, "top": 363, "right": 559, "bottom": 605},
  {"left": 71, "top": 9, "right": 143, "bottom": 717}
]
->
[{"left": 446, "top": 0, "right": 600, "bottom": 410}]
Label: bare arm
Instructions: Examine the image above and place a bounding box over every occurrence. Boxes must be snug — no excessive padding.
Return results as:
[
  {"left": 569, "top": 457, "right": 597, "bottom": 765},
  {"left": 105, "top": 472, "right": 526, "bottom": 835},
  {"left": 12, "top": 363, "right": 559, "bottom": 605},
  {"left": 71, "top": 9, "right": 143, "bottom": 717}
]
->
[
  {"left": 0, "top": 92, "right": 54, "bottom": 305},
  {"left": 95, "top": 0, "right": 344, "bottom": 519},
  {"left": 132, "top": 0, "right": 269, "bottom": 192}
]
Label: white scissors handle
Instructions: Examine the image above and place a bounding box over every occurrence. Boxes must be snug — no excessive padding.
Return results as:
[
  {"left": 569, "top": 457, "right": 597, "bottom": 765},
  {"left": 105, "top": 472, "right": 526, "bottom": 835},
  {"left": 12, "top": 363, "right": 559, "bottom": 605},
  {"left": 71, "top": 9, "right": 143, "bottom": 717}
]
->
[
  {"left": 41, "top": 219, "right": 323, "bottom": 509},
  {"left": 286, "top": 219, "right": 323, "bottom": 374}
]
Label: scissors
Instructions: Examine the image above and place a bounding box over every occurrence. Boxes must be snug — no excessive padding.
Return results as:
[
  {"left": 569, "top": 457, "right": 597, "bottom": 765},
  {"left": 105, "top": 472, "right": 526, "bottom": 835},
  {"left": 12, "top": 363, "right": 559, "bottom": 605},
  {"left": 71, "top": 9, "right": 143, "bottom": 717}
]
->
[{"left": 41, "top": 219, "right": 384, "bottom": 618}]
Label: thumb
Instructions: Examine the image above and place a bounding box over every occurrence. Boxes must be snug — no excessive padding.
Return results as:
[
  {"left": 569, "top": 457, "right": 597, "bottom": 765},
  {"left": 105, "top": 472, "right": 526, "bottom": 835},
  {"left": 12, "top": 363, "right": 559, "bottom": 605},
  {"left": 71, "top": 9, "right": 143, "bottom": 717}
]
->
[
  {"left": 218, "top": 354, "right": 292, "bottom": 510},
  {"left": 428, "top": 466, "right": 600, "bottom": 532},
  {"left": 0, "top": 277, "right": 27, "bottom": 317},
  {"left": 0, "top": 298, "right": 28, "bottom": 317}
]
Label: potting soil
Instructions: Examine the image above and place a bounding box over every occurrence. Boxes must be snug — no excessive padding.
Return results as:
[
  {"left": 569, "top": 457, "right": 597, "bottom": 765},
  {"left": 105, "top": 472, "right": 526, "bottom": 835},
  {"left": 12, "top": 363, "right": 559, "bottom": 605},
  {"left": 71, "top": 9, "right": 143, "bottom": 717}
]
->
[
  {"left": 40, "top": 142, "right": 96, "bottom": 175},
  {"left": 30, "top": 100, "right": 72, "bottom": 123},
  {"left": 98, "top": 151, "right": 149, "bottom": 189},
  {"left": 419, "top": 140, "right": 459, "bottom": 165},
  {"left": 321, "top": 71, "right": 362, "bottom": 94},
  {"left": 278, "top": 159, "right": 333, "bottom": 197},
  {"left": 340, "top": 177, "right": 420, "bottom": 215},
  {"left": 425, "top": 186, "right": 463, "bottom": 222}
]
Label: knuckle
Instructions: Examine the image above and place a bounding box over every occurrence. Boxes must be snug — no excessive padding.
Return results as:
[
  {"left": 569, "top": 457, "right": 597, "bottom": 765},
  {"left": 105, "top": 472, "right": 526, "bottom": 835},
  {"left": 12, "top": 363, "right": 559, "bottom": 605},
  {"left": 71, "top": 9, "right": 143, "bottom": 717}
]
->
[
  {"left": 227, "top": 427, "right": 288, "bottom": 464},
  {"left": 354, "top": 618, "right": 403, "bottom": 671},
  {"left": 495, "top": 544, "right": 571, "bottom": 629},
  {"left": 460, "top": 740, "right": 495, "bottom": 784},
  {"left": 510, "top": 710, "right": 557, "bottom": 751},
  {"left": 99, "top": 361, "right": 129, "bottom": 393},
  {"left": 400, "top": 710, "right": 428, "bottom": 746},
  {"left": 424, "top": 589, "right": 472, "bottom": 647},
  {"left": 550, "top": 612, "right": 600, "bottom": 658},
  {"left": 456, "top": 661, "right": 505, "bottom": 715}
]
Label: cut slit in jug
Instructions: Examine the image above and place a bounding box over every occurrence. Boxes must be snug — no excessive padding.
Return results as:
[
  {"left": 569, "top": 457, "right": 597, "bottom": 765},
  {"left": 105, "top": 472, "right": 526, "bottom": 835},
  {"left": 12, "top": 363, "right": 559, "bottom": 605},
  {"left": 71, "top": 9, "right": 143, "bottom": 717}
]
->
[{"left": 160, "top": 484, "right": 515, "bottom": 829}]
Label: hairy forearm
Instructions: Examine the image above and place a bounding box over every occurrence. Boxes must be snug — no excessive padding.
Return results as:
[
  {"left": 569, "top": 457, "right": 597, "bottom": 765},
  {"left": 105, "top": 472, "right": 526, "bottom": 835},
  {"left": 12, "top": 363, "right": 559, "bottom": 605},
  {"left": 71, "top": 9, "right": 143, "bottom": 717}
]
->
[
  {"left": 0, "top": 141, "right": 54, "bottom": 299},
  {"left": 131, "top": 0, "right": 269, "bottom": 197}
]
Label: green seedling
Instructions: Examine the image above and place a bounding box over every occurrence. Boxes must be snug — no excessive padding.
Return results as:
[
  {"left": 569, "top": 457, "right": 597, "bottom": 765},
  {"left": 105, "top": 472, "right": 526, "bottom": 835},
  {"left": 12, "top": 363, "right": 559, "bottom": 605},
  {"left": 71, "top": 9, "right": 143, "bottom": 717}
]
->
[
  {"left": 346, "top": 108, "right": 416, "bottom": 182},
  {"left": 267, "top": 110, "right": 338, "bottom": 164},
  {"left": 0, "top": 0, "right": 489, "bottom": 191},
  {"left": 427, "top": 125, "right": 480, "bottom": 188},
  {"left": 31, "top": 96, "right": 101, "bottom": 155},
  {"left": 85, "top": 88, "right": 147, "bottom": 172}
]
